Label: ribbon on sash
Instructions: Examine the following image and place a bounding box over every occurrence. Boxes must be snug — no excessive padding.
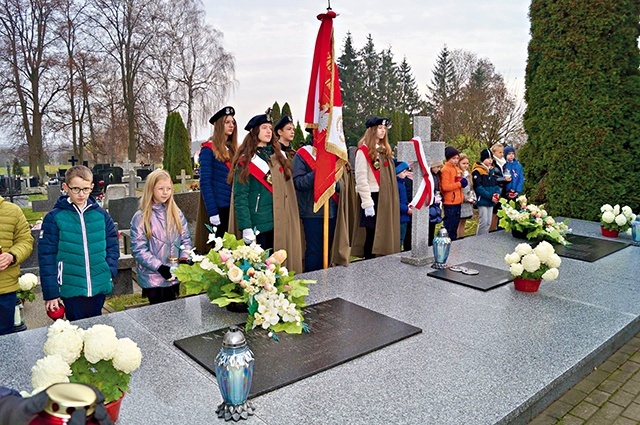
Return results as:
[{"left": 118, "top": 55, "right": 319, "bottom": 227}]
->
[
  {"left": 297, "top": 146, "right": 339, "bottom": 204},
  {"left": 358, "top": 144, "right": 381, "bottom": 185},
  {"left": 248, "top": 155, "right": 273, "bottom": 193},
  {"left": 408, "top": 137, "right": 435, "bottom": 210}
]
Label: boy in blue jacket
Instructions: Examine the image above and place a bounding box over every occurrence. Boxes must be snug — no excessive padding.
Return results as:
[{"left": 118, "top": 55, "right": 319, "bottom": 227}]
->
[
  {"left": 39, "top": 165, "right": 119, "bottom": 321},
  {"left": 395, "top": 162, "right": 412, "bottom": 249},
  {"left": 472, "top": 149, "right": 501, "bottom": 236},
  {"left": 504, "top": 145, "right": 524, "bottom": 199}
]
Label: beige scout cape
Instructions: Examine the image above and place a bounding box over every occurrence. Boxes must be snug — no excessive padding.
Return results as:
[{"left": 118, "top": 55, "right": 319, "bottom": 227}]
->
[{"left": 229, "top": 153, "right": 304, "bottom": 273}]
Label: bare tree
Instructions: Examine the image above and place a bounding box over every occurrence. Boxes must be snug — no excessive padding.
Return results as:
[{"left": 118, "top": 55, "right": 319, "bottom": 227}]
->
[{"left": 0, "top": 0, "right": 65, "bottom": 179}]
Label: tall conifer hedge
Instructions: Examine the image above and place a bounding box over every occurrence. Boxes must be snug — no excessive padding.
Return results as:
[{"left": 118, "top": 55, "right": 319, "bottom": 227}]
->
[
  {"left": 163, "top": 112, "right": 193, "bottom": 182},
  {"left": 522, "top": 0, "right": 640, "bottom": 219}
]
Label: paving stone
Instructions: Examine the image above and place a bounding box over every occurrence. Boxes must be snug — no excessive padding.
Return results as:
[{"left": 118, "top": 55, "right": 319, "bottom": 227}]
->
[
  {"left": 612, "top": 417, "right": 639, "bottom": 425},
  {"left": 570, "top": 401, "right": 599, "bottom": 420},
  {"left": 585, "top": 389, "right": 612, "bottom": 407},
  {"left": 630, "top": 371, "right": 640, "bottom": 383},
  {"left": 618, "top": 361, "right": 640, "bottom": 374},
  {"left": 587, "top": 368, "right": 614, "bottom": 386},
  {"left": 610, "top": 390, "right": 636, "bottom": 408},
  {"left": 560, "top": 414, "right": 585, "bottom": 424},
  {"left": 610, "top": 369, "right": 635, "bottom": 383},
  {"left": 621, "top": 402, "right": 640, "bottom": 421},
  {"left": 629, "top": 352, "right": 640, "bottom": 363},
  {"left": 620, "top": 379, "right": 640, "bottom": 396},
  {"left": 617, "top": 344, "right": 639, "bottom": 355},
  {"left": 543, "top": 400, "right": 575, "bottom": 419},
  {"left": 560, "top": 389, "right": 589, "bottom": 406},
  {"left": 575, "top": 378, "right": 602, "bottom": 394},
  {"left": 599, "top": 378, "right": 625, "bottom": 394},
  {"left": 598, "top": 360, "right": 621, "bottom": 374},
  {"left": 583, "top": 402, "right": 624, "bottom": 424},
  {"left": 529, "top": 414, "right": 560, "bottom": 425},
  {"left": 610, "top": 352, "right": 632, "bottom": 366}
]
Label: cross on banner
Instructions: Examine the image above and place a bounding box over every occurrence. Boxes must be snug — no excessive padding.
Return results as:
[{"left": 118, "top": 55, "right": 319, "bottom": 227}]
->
[{"left": 68, "top": 156, "right": 78, "bottom": 166}]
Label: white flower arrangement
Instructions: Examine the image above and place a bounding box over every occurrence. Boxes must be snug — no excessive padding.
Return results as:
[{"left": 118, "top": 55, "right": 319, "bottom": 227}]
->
[
  {"left": 505, "top": 241, "right": 562, "bottom": 281},
  {"left": 600, "top": 204, "right": 636, "bottom": 232},
  {"left": 31, "top": 320, "right": 142, "bottom": 403},
  {"left": 175, "top": 231, "right": 315, "bottom": 340},
  {"left": 17, "top": 273, "right": 39, "bottom": 302},
  {"left": 497, "top": 195, "right": 571, "bottom": 245}
]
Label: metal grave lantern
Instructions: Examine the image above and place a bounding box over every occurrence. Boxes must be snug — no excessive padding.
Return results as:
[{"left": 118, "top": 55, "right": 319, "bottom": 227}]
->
[
  {"left": 432, "top": 227, "right": 452, "bottom": 269},
  {"left": 632, "top": 217, "right": 640, "bottom": 247},
  {"left": 214, "top": 326, "right": 255, "bottom": 421}
]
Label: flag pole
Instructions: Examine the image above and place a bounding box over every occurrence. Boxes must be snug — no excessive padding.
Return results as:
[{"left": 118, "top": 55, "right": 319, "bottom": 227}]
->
[{"left": 323, "top": 201, "right": 329, "bottom": 268}]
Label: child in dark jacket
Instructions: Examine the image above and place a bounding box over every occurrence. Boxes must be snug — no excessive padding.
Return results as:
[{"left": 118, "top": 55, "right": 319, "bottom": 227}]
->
[
  {"left": 472, "top": 149, "right": 501, "bottom": 236},
  {"left": 395, "top": 162, "right": 412, "bottom": 249},
  {"left": 39, "top": 165, "right": 119, "bottom": 321},
  {"left": 504, "top": 145, "right": 524, "bottom": 200}
]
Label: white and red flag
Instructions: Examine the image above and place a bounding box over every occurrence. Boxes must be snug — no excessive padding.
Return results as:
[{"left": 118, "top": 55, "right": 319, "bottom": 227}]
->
[{"left": 304, "top": 10, "right": 348, "bottom": 212}]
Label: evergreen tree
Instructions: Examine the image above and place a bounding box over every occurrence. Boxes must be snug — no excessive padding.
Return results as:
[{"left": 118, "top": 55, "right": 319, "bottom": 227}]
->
[
  {"left": 271, "top": 101, "right": 281, "bottom": 124},
  {"left": 398, "top": 57, "right": 424, "bottom": 115},
  {"left": 162, "top": 113, "right": 175, "bottom": 171},
  {"left": 426, "top": 46, "right": 457, "bottom": 141},
  {"left": 338, "top": 32, "right": 365, "bottom": 146},
  {"left": 522, "top": 0, "right": 640, "bottom": 218},
  {"left": 359, "top": 34, "right": 380, "bottom": 118},
  {"left": 281, "top": 102, "right": 292, "bottom": 119},
  {"left": 164, "top": 112, "right": 193, "bottom": 182},
  {"left": 293, "top": 121, "right": 305, "bottom": 150},
  {"left": 377, "top": 48, "right": 399, "bottom": 113},
  {"left": 12, "top": 158, "right": 24, "bottom": 176}
]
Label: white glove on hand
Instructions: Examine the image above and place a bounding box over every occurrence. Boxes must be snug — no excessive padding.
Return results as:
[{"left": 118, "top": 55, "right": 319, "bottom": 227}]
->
[
  {"left": 242, "top": 228, "right": 256, "bottom": 245},
  {"left": 364, "top": 206, "right": 375, "bottom": 217},
  {"left": 209, "top": 215, "right": 221, "bottom": 226}
]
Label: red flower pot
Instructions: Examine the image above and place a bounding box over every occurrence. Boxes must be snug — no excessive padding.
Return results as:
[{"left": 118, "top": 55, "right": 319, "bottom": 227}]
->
[
  {"left": 513, "top": 277, "right": 542, "bottom": 293},
  {"left": 105, "top": 394, "right": 125, "bottom": 423},
  {"left": 601, "top": 226, "right": 619, "bottom": 238}
]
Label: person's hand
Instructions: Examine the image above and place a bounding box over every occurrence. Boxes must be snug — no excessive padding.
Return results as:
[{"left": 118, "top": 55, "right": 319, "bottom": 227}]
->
[
  {"left": 492, "top": 193, "right": 500, "bottom": 203},
  {"left": 508, "top": 190, "right": 518, "bottom": 199},
  {"left": 0, "top": 252, "right": 13, "bottom": 271},
  {"left": 459, "top": 178, "right": 468, "bottom": 188},
  {"left": 209, "top": 215, "right": 221, "bottom": 226},
  {"left": 406, "top": 171, "right": 414, "bottom": 180},
  {"left": 407, "top": 206, "right": 413, "bottom": 216},
  {"left": 0, "top": 387, "right": 48, "bottom": 425},
  {"left": 242, "top": 228, "right": 256, "bottom": 245},
  {"left": 364, "top": 206, "right": 375, "bottom": 217},
  {"left": 157, "top": 265, "right": 172, "bottom": 280},
  {"left": 45, "top": 298, "right": 61, "bottom": 312}
]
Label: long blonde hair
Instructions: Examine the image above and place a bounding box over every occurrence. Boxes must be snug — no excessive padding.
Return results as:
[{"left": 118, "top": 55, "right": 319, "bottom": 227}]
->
[
  {"left": 139, "top": 169, "right": 183, "bottom": 239},
  {"left": 357, "top": 126, "right": 393, "bottom": 161}
]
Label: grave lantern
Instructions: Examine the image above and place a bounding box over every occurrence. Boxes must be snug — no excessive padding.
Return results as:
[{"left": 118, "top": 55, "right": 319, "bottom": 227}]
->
[
  {"left": 432, "top": 227, "right": 451, "bottom": 269},
  {"left": 632, "top": 217, "right": 640, "bottom": 247},
  {"left": 214, "top": 326, "right": 255, "bottom": 421}
]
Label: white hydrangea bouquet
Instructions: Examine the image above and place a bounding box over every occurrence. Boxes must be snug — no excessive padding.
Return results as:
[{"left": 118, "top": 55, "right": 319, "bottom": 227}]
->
[
  {"left": 498, "top": 195, "right": 571, "bottom": 245},
  {"left": 504, "top": 241, "right": 562, "bottom": 281},
  {"left": 30, "top": 320, "right": 142, "bottom": 403},
  {"left": 600, "top": 204, "right": 636, "bottom": 232},
  {"left": 175, "top": 232, "right": 315, "bottom": 340},
  {"left": 17, "top": 273, "right": 39, "bottom": 303}
]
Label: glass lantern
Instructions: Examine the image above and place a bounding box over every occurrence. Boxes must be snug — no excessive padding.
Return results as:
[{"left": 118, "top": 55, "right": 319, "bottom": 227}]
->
[
  {"left": 432, "top": 227, "right": 451, "bottom": 269},
  {"left": 632, "top": 218, "right": 640, "bottom": 247}
]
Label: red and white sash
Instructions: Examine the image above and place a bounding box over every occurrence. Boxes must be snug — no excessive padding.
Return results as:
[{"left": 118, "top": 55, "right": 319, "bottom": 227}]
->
[
  {"left": 408, "top": 137, "right": 435, "bottom": 210},
  {"left": 248, "top": 155, "right": 273, "bottom": 193},
  {"left": 358, "top": 144, "right": 381, "bottom": 185}
]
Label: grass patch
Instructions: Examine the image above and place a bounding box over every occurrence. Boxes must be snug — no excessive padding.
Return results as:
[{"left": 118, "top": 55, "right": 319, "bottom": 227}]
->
[
  {"left": 21, "top": 207, "right": 43, "bottom": 225},
  {"left": 106, "top": 293, "right": 148, "bottom": 311}
]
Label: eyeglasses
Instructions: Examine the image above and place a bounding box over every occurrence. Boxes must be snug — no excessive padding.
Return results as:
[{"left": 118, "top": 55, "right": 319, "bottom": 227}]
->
[{"left": 67, "top": 187, "right": 92, "bottom": 194}]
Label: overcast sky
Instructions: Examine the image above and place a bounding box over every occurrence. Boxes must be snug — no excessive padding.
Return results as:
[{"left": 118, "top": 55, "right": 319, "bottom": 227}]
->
[{"left": 197, "top": 0, "right": 531, "bottom": 140}]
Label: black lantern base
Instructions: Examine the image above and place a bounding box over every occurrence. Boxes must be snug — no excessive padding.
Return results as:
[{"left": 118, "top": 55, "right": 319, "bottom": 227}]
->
[
  {"left": 216, "top": 401, "right": 255, "bottom": 422},
  {"left": 13, "top": 323, "right": 27, "bottom": 333}
]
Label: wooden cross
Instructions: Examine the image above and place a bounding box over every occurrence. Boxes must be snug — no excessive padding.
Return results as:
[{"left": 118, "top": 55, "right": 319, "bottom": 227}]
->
[{"left": 68, "top": 156, "right": 78, "bottom": 166}]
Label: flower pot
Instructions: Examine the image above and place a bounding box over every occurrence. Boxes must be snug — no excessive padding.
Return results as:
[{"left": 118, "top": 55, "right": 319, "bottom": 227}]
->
[
  {"left": 226, "top": 302, "right": 248, "bottom": 313},
  {"left": 601, "top": 226, "right": 619, "bottom": 238},
  {"left": 513, "top": 277, "right": 542, "bottom": 293},
  {"left": 105, "top": 394, "right": 125, "bottom": 423}
]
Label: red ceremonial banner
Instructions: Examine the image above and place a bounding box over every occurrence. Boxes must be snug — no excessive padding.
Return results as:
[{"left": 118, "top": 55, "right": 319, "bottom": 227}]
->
[{"left": 304, "top": 10, "right": 348, "bottom": 213}]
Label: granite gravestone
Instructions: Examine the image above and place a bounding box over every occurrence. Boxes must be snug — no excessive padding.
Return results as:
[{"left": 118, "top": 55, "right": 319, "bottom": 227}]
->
[
  {"left": 107, "top": 196, "right": 140, "bottom": 230},
  {"left": 427, "top": 262, "right": 514, "bottom": 291},
  {"left": 396, "top": 116, "right": 445, "bottom": 266},
  {"left": 554, "top": 234, "right": 631, "bottom": 262},
  {"left": 104, "top": 184, "right": 127, "bottom": 209},
  {"left": 173, "top": 298, "right": 422, "bottom": 398},
  {"left": 31, "top": 184, "right": 62, "bottom": 212}
]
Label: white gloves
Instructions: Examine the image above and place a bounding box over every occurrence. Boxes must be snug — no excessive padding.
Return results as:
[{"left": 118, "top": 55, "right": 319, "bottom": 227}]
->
[
  {"left": 242, "top": 228, "right": 256, "bottom": 245},
  {"left": 209, "top": 215, "right": 221, "bottom": 226},
  {"left": 364, "top": 206, "right": 375, "bottom": 217}
]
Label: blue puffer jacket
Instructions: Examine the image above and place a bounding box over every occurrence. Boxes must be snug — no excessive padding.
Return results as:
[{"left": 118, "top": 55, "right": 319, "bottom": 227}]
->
[
  {"left": 397, "top": 177, "right": 411, "bottom": 224},
  {"left": 471, "top": 163, "right": 501, "bottom": 208},
  {"left": 130, "top": 203, "right": 192, "bottom": 288},
  {"left": 292, "top": 151, "right": 337, "bottom": 219},
  {"left": 199, "top": 143, "right": 232, "bottom": 217},
  {"left": 39, "top": 196, "right": 119, "bottom": 301},
  {"left": 505, "top": 159, "right": 525, "bottom": 194}
]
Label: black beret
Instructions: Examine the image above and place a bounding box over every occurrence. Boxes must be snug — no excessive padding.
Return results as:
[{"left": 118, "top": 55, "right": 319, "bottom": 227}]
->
[
  {"left": 365, "top": 116, "right": 392, "bottom": 128},
  {"left": 274, "top": 115, "right": 294, "bottom": 132},
  {"left": 209, "top": 106, "right": 235, "bottom": 125},
  {"left": 244, "top": 113, "right": 272, "bottom": 131}
]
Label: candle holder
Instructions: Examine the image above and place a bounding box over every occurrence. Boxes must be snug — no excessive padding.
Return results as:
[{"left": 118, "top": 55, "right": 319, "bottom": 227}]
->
[
  {"left": 13, "top": 297, "right": 26, "bottom": 332},
  {"left": 632, "top": 219, "right": 640, "bottom": 247},
  {"left": 432, "top": 227, "right": 451, "bottom": 269},
  {"left": 214, "top": 326, "right": 255, "bottom": 421}
]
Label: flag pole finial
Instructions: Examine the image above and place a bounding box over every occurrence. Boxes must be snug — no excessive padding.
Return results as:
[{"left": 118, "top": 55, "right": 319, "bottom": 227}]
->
[{"left": 327, "top": 0, "right": 331, "bottom": 10}]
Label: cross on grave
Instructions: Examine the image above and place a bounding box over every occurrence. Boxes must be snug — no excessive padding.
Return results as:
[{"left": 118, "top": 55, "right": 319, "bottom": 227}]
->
[
  {"left": 68, "top": 155, "right": 78, "bottom": 166},
  {"left": 123, "top": 158, "right": 131, "bottom": 172},
  {"left": 396, "top": 116, "right": 445, "bottom": 266},
  {"left": 177, "top": 169, "right": 191, "bottom": 193},
  {"left": 127, "top": 169, "right": 137, "bottom": 197}
]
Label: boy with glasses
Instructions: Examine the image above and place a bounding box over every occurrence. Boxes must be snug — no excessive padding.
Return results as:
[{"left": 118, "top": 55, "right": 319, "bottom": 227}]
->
[{"left": 39, "top": 165, "right": 119, "bottom": 320}]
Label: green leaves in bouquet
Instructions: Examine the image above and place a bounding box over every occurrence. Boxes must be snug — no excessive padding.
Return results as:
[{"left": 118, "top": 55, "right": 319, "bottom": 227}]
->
[
  {"left": 210, "top": 282, "right": 245, "bottom": 307},
  {"left": 69, "top": 354, "right": 130, "bottom": 404}
]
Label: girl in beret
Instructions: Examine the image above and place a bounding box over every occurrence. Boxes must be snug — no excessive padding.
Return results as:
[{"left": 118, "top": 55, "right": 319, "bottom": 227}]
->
[
  {"left": 228, "top": 112, "right": 303, "bottom": 272},
  {"left": 354, "top": 117, "right": 400, "bottom": 259},
  {"left": 195, "top": 106, "right": 237, "bottom": 253}
]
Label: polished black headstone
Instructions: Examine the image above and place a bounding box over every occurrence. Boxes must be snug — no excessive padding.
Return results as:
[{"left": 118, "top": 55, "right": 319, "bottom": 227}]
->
[
  {"left": 553, "top": 234, "right": 630, "bottom": 262},
  {"left": 173, "top": 298, "right": 422, "bottom": 398},
  {"left": 427, "top": 261, "right": 514, "bottom": 291}
]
